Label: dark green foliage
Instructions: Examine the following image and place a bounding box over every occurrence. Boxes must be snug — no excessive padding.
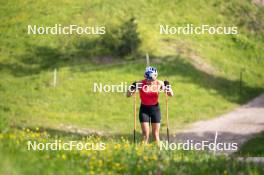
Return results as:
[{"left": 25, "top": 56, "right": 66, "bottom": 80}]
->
[
  {"left": 101, "top": 17, "right": 141, "bottom": 57},
  {"left": 118, "top": 17, "right": 141, "bottom": 56}
]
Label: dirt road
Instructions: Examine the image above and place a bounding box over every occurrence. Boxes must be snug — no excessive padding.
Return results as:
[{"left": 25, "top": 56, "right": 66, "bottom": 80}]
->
[{"left": 174, "top": 93, "right": 264, "bottom": 154}]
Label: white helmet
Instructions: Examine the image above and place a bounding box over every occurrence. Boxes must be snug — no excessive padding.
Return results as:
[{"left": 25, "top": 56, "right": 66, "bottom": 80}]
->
[{"left": 144, "top": 66, "right": 158, "bottom": 80}]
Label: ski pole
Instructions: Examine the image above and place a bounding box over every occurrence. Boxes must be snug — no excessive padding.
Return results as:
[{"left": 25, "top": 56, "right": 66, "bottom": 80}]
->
[
  {"left": 133, "top": 92, "right": 137, "bottom": 143},
  {"left": 165, "top": 92, "right": 170, "bottom": 143},
  {"left": 146, "top": 53, "right": 151, "bottom": 127}
]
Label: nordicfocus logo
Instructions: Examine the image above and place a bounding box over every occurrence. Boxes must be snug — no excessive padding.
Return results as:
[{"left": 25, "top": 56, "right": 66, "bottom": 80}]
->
[
  {"left": 93, "top": 82, "right": 171, "bottom": 93},
  {"left": 159, "top": 132, "right": 238, "bottom": 152},
  {"left": 27, "top": 140, "right": 106, "bottom": 151},
  {"left": 160, "top": 24, "right": 238, "bottom": 35},
  {"left": 159, "top": 140, "right": 238, "bottom": 151},
  {"left": 27, "top": 24, "right": 106, "bottom": 35}
]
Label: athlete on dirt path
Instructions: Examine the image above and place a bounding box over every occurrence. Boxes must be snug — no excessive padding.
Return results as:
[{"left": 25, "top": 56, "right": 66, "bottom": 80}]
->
[{"left": 127, "top": 66, "right": 173, "bottom": 143}]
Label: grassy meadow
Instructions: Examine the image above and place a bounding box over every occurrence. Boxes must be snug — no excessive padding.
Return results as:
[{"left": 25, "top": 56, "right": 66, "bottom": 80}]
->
[
  {"left": 1, "top": 0, "right": 263, "bottom": 134},
  {"left": 0, "top": 0, "right": 264, "bottom": 174},
  {"left": 0, "top": 129, "right": 263, "bottom": 175}
]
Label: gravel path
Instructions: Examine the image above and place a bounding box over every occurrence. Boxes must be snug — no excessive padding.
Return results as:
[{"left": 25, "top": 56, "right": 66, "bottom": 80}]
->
[{"left": 174, "top": 93, "right": 264, "bottom": 155}]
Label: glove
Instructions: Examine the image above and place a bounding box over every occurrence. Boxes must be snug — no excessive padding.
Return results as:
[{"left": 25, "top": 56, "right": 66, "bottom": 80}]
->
[
  {"left": 130, "top": 82, "right": 137, "bottom": 91},
  {"left": 164, "top": 80, "right": 170, "bottom": 92},
  {"left": 164, "top": 80, "right": 170, "bottom": 86}
]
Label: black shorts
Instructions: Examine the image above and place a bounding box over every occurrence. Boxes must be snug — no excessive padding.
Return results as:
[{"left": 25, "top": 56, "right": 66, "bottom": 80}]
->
[{"left": 139, "top": 103, "right": 161, "bottom": 123}]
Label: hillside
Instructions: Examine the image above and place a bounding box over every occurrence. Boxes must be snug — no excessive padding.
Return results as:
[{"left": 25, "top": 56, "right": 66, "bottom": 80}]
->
[
  {"left": 0, "top": 0, "right": 264, "bottom": 134},
  {"left": 1, "top": 0, "right": 264, "bottom": 174}
]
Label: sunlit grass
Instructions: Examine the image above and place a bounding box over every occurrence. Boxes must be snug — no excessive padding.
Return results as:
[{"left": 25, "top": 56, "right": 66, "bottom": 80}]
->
[
  {"left": 0, "top": 0, "right": 264, "bottom": 173},
  {"left": 0, "top": 129, "right": 263, "bottom": 175}
]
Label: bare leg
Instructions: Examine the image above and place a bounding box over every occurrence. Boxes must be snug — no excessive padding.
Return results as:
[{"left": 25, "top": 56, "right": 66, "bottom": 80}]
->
[
  {"left": 141, "top": 122, "right": 150, "bottom": 144},
  {"left": 151, "top": 123, "right": 160, "bottom": 143}
]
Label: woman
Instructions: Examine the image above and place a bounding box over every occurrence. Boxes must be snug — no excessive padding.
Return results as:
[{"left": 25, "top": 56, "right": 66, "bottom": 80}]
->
[{"left": 127, "top": 66, "right": 173, "bottom": 143}]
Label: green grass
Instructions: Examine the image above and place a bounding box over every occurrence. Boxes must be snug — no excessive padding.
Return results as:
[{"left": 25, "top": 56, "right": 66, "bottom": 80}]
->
[
  {"left": 1, "top": 0, "right": 264, "bottom": 174},
  {"left": 1, "top": 0, "right": 264, "bottom": 133},
  {"left": 235, "top": 132, "right": 264, "bottom": 157},
  {"left": 0, "top": 129, "right": 263, "bottom": 175}
]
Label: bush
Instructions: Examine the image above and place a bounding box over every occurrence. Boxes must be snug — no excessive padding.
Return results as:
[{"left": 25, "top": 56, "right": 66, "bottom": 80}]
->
[{"left": 101, "top": 17, "right": 141, "bottom": 57}]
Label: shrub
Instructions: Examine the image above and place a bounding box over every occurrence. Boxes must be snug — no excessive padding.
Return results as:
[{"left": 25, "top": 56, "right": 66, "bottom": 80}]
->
[{"left": 101, "top": 17, "right": 141, "bottom": 57}]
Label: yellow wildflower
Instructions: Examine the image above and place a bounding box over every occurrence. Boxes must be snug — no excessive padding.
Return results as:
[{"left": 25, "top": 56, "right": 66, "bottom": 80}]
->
[{"left": 61, "top": 154, "right": 67, "bottom": 160}]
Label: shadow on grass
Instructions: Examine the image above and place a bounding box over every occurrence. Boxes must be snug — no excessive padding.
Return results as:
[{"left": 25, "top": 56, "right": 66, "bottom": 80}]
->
[
  {"left": 234, "top": 131, "right": 264, "bottom": 157},
  {"left": 15, "top": 124, "right": 175, "bottom": 144},
  {"left": 15, "top": 125, "right": 141, "bottom": 142},
  {"left": 156, "top": 56, "right": 264, "bottom": 104},
  {"left": 0, "top": 42, "right": 263, "bottom": 105},
  {"left": 0, "top": 41, "right": 142, "bottom": 77},
  {"left": 0, "top": 46, "right": 68, "bottom": 77}
]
